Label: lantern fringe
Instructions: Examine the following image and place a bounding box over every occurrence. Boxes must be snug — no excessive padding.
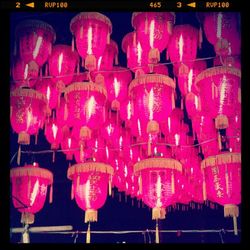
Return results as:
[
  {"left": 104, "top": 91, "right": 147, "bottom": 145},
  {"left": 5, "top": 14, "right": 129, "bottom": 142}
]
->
[
  {"left": 218, "top": 132, "right": 222, "bottom": 151},
  {"left": 21, "top": 212, "right": 35, "bottom": 225},
  {"left": 80, "top": 126, "right": 92, "bottom": 140},
  {"left": 67, "top": 162, "right": 114, "bottom": 180},
  {"left": 18, "top": 132, "right": 30, "bottom": 145},
  {"left": 224, "top": 204, "right": 239, "bottom": 217},
  {"left": 134, "top": 158, "right": 182, "bottom": 174},
  {"left": 152, "top": 208, "right": 161, "bottom": 220},
  {"left": 85, "top": 209, "right": 98, "bottom": 223},
  {"left": 86, "top": 223, "right": 91, "bottom": 244},
  {"left": 148, "top": 48, "right": 160, "bottom": 64},
  {"left": 215, "top": 115, "right": 229, "bottom": 129},
  {"left": 147, "top": 120, "right": 159, "bottom": 134},
  {"left": 195, "top": 66, "right": 241, "bottom": 87},
  {"left": 201, "top": 153, "right": 241, "bottom": 169},
  {"left": 85, "top": 54, "right": 96, "bottom": 71},
  {"left": 155, "top": 220, "right": 159, "bottom": 243},
  {"left": 64, "top": 82, "right": 107, "bottom": 99},
  {"left": 129, "top": 74, "right": 175, "bottom": 95},
  {"left": 11, "top": 87, "right": 47, "bottom": 103},
  {"left": 138, "top": 174, "right": 142, "bottom": 194},
  {"left": 49, "top": 184, "right": 53, "bottom": 203},
  {"left": 111, "top": 99, "right": 120, "bottom": 111},
  {"left": 202, "top": 176, "right": 207, "bottom": 201},
  {"left": 10, "top": 167, "right": 53, "bottom": 185},
  {"left": 71, "top": 183, "right": 74, "bottom": 200},
  {"left": 17, "top": 145, "right": 21, "bottom": 165}
]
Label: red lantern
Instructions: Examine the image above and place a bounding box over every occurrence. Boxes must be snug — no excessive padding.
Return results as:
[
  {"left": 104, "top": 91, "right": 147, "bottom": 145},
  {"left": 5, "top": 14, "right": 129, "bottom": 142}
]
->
[
  {"left": 70, "top": 12, "right": 112, "bottom": 71},
  {"left": 202, "top": 153, "right": 241, "bottom": 235},
  {"left": 48, "top": 44, "right": 79, "bottom": 90},
  {"left": 15, "top": 20, "right": 56, "bottom": 66},
  {"left": 10, "top": 163, "right": 53, "bottom": 224},
  {"left": 195, "top": 66, "right": 241, "bottom": 129},
  {"left": 64, "top": 82, "right": 107, "bottom": 139},
  {"left": 201, "top": 12, "right": 240, "bottom": 56},
  {"left": 67, "top": 162, "right": 113, "bottom": 243},
  {"left": 10, "top": 88, "right": 47, "bottom": 145},
  {"left": 60, "top": 127, "right": 76, "bottom": 161},
  {"left": 132, "top": 12, "right": 175, "bottom": 65},
  {"left": 12, "top": 57, "right": 39, "bottom": 88}
]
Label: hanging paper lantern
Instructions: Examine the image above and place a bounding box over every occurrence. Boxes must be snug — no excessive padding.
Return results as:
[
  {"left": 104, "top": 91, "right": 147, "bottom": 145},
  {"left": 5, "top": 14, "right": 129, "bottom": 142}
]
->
[
  {"left": 67, "top": 162, "right": 113, "bottom": 243},
  {"left": 201, "top": 12, "right": 240, "bottom": 56},
  {"left": 96, "top": 39, "right": 118, "bottom": 71},
  {"left": 120, "top": 99, "right": 133, "bottom": 128},
  {"left": 64, "top": 81, "right": 107, "bottom": 139},
  {"left": 185, "top": 92, "right": 201, "bottom": 119},
  {"left": 132, "top": 12, "right": 175, "bottom": 65},
  {"left": 15, "top": 20, "right": 56, "bottom": 67},
  {"left": 10, "top": 88, "right": 47, "bottom": 145},
  {"left": 48, "top": 44, "right": 79, "bottom": 91},
  {"left": 70, "top": 12, "right": 112, "bottom": 71},
  {"left": 11, "top": 57, "right": 39, "bottom": 88},
  {"left": 36, "top": 77, "right": 59, "bottom": 112},
  {"left": 168, "top": 24, "right": 199, "bottom": 76},
  {"left": 10, "top": 163, "right": 53, "bottom": 224},
  {"left": 45, "top": 117, "right": 63, "bottom": 151},
  {"left": 129, "top": 74, "right": 175, "bottom": 156},
  {"left": 195, "top": 66, "right": 241, "bottom": 129},
  {"left": 121, "top": 31, "right": 149, "bottom": 76},
  {"left": 55, "top": 96, "right": 70, "bottom": 128},
  {"left": 202, "top": 152, "right": 241, "bottom": 235}
]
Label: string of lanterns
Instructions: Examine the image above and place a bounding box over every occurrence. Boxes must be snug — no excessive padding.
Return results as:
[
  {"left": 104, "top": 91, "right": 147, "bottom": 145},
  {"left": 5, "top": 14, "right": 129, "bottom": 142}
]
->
[{"left": 10, "top": 12, "right": 241, "bottom": 243}]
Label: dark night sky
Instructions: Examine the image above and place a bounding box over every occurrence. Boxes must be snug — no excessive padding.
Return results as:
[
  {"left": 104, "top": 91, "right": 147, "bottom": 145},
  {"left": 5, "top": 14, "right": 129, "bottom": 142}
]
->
[{"left": 9, "top": 12, "right": 241, "bottom": 243}]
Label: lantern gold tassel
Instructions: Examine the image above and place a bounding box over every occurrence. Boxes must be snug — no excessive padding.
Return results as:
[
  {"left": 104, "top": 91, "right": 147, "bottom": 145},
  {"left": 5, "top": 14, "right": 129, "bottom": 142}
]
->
[
  {"left": 85, "top": 209, "right": 98, "bottom": 223},
  {"left": 71, "top": 183, "right": 74, "bottom": 200},
  {"left": 152, "top": 208, "right": 161, "bottom": 220},
  {"left": 21, "top": 212, "right": 34, "bottom": 225},
  {"left": 86, "top": 222, "right": 91, "bottom": 244},
  {"left": 233, "top": 216, "right": 238, "bottom": 236},
  {"left": 109, "top": 178, "right": 112, "bottom": 196},
  {"left": 17, "top": 145, "right": 21, "bottom": 165},
  {"left": 218, "top": 132, "right": 222, "bottom": 151},
  {"left": 149, "top": 48, "right": 160, "bottom": 64},
  {"left": 147, "top": 120, "right": 159, "bottom": 134},
  {"left": 224, "top": 204, "right": 239, "bottom": 235},
  {"left": 171, "top": 171, "right": 175, "bottom": 194},
  {"left": 215, "top": 115, "right": 229, "bottom": 129},
  {"left": 49, "top": 184, "right": 53, "bottom": 203},
  {"left": 85, "top": 54, "right": 96, "bottom": 71},
  {"left": 155, "top": 220, "right": 160, "bottom": 244}
]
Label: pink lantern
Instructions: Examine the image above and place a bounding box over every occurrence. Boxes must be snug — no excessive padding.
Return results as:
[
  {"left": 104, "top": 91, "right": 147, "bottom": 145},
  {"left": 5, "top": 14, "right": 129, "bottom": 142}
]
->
[
  {"left": 168, "top": 25, "right": 200, "bottom": 75},
  {"left": 36, "top": 77, "right": 59, "bottom": 112},
  {"left": 202, "top": 12, "right": 240, "bottom": 56},
  {"left": 15, "top": 20, "right": 56, "bottom": 66},
  {"left": 10, "top": 163, "right": 53, "bottom": 224},
  {"left": 55, "top": 96, "right": 69, "bottom": 128},
  {"left": 12, "top": 57, "right": 39, "bottom": 88},
  {"left": 10, "top": 88, "right": 47, "bottom": 145},
  {"left": 45, "top": 117, "right": 63, "bottom": 150},
  {"left": 227, "top": 115, "right": 241, "bottom": 153},
  {"left": 96, "top": 39, "right": 118, "bottom": 71},
  {"left": 185, "top": 92, "right": 201, "bottom": 119},
  {"left": 129, "top": 74, "right": 176, "bottom": 156},
  {"left": 120, "top": 99, "right": 133, "bottom": 128},
  {"left": 132, "top": 12, "right": 175, "bottom": 65},
  {"left": 195, "top": 66, "right": 241, "bottom": 129},
  {"left": 202, "top": 152, "right": 241, "bottom": 235},
  {"left": 70, "top": 12, "right": 112, "bottom": 71},
  {"left": 48, "top": 44, "right": 79, "bottom": 90},
  {"left": 67, "top": 162, "right": 113, "bottom": 242},
  {"left": 121, "top": 32, "right": 149, "bottom": 75},
  {"left": 60, "top": 128, "right": 76, "bottom": 161},
  {"left": 64, "top": 82, "right": 107, "bottom": 140}
]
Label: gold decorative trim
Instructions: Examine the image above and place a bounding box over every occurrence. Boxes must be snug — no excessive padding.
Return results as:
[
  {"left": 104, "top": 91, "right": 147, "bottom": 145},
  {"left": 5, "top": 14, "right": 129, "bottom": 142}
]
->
[
  {"left": 67, "top": 162, "right": 114, "bottom": 180},
  {"left": 133, "top": 158, "right": 182, "bottom": 174},
  {"left": 10, "top": 167, "right": 53, "bottom": 184},
  {"left": 10, "top": 88, "right": 47, "bottom": 103},
  {"left": 201, "top": 153, "right": 241, "bottom": 169},
  {"left": 129, "top": 74, "right": 175, "bottom": 95},
  {"left": 195, "top": 66, "right": 241, "bottom": 87},
  {"left": 70, "top": 12, "right": 112, "bottom": 34},
  {"left": 64, "top": 82, "right": 107, "bottom": 99},
  {"left": 15, "top": 20, "right": 56, "bottom": 42}
]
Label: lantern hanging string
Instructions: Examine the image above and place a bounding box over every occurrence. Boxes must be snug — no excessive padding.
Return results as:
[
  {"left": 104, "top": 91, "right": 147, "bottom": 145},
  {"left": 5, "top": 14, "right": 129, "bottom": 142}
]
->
[
  {"left": 10, "top": 135, "right": 239, "bottom": 162},
  {"left": 10, "top": 55, "right": 232, "bottom": 85}
]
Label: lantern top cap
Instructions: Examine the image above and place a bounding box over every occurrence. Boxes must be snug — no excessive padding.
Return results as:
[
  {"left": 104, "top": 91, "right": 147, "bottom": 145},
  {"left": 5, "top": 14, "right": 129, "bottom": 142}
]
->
[
  {"left": 70, "top": 12, "right": 112, "bottom": 35},
  {"left": 67, "top": 162, "right": 114, "bottom": 180},
  {"left": 64, "top": 81, "right": 107, "bottom": 99},
  {"left": 195, "top": 66, "right": 241, "bottom": 89},
  {"left": 15, "top": 20, "right": 56, "bottom": 43},
  {"left": 131, "top": 12, "right": 175, "bottom": 29},
  {"left": 10, "top": 87, "right": 48, "bottom": 103},
  {"left": 133, "top": 157, "right": 182, "bottom": 174},
  {"left": 129, "top": 74, "right": 175, "bottom": 94},
  {"left": 10, "top": 165, "right": 53, "bottom": 184},
  {"left": 201, "top": 152, "right": 241, "bottom": 169}
]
